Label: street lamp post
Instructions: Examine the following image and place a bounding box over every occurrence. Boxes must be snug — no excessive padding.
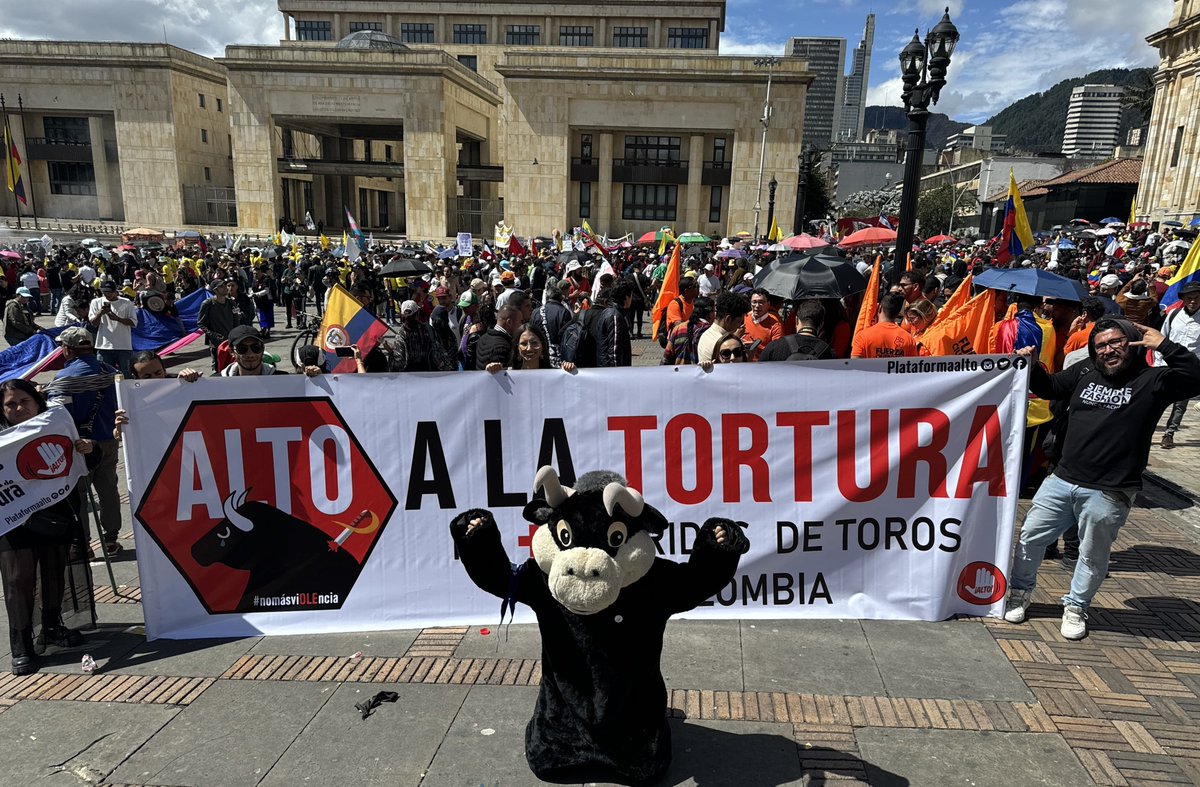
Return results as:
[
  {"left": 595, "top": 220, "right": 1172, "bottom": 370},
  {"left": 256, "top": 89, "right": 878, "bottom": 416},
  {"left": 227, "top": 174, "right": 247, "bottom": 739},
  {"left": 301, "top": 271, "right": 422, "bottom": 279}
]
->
[
  {"left": 793, "top": 149, "right": 807, "bottom": 236},
  {"left": 892, "top": 7, "right": 959, "bottom": 285},
  {"left": 752, "top": 56, "right": 781, "bottom": 241},
  {"left": 766, "top": 176, "right": 777, "bottom": 237}
]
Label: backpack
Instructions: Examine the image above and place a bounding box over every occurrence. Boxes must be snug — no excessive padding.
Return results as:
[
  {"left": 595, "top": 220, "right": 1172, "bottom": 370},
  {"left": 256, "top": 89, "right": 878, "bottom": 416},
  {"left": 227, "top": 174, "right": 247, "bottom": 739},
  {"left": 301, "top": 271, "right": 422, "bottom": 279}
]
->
[
  {"left": 560, "top": 310, "right": 597, "bottom": 367},
  {"left": 782, "top": 333, "right": 831, "bottom": 361},
  {"left": 657, "top": 297, "right": 683, "bottom": 349}
]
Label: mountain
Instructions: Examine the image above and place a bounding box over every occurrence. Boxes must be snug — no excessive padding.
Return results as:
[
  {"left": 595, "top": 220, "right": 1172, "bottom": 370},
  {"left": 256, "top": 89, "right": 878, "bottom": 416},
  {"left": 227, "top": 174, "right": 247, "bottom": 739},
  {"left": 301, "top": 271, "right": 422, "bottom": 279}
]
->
[
  {"left": 983, "top": 68, "right": 1153, "bottom": 154},
  {"left": 862, "top": 106, "right": 969, "bottom": 150}
]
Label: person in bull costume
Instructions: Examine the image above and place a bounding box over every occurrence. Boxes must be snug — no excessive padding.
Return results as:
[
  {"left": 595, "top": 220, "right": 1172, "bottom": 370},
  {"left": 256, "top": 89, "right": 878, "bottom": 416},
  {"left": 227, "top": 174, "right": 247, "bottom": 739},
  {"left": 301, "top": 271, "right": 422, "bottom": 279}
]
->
[{"left": 450, "top": 466, "right": 750, "bottom": 785}]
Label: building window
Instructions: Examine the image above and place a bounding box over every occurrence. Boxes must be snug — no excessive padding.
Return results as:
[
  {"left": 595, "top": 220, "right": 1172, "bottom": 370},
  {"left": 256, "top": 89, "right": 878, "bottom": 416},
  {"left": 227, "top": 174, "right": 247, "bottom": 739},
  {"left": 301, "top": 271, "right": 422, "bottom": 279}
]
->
[
  {"left": 303, "top": 181, "right": 314, "bottom": 216},
  {"left": 216, "top": 97, "right": 222, "bottom": 112},
  {"left": 360, "top": 190, "right": 369, "bottom": 226},
  {"left": 48, "top": 162, "right": 96, "bottom": 196},
  {"left": 379, "top": 191, "right": 389, "bottom": 228},
  {"left": 712, "top": 137, "right": 727, "bottom": 164},
  {"left": 400, "top": 23, "right": 434, "bottom": 43},
  {"left": 363, "top": 139, "right": 372, "bottom": 162},
  {"left": 624, "top": 135, "right": 682, "bottom": 164},
  {"left": 579, "top": 182, "right": 592, "bottom": 219},
  {"left": 1171, "top": 126, "right": 1185, "bottom": 167},
  {"left": 296, "top": 20, "right": 332, "bottom": 41},
  {"left": 560, "top": 25, "right": 594, "bottom": 46},
  {"left": 201, "top": 129, "right": 208, "bottom": 144},
  {"left": 349, "top": 21, "right": 383, "bottom": 32},
  {"left": 612, "top": 26, "right": 648, "bottom": 48},
  {"left": 506, "top": 25, "right": 540, "bottom": 45},
  {"left": 623, "top": 184, "right": 677, "bottom": 221},
  {"left": 580, "top": 134, "right": 593, "bottom": 163},
  {"left": 457, "top": 55, "right": 478, "bottom": 72},
  {"left": 667, "top": 27, "right": 709, "bottom": 49},
  {"left": 204, "top": 166, "right": 212, "bottom": 182},
  {"left": 453, "top": 24, "right": 487, "bottom": 44},
  {"left": 282, "top": 129, "right": 294, "bottom": 159},
  {"left": 42, "top": 117, "right": 90, "bottom": 145},
  {"left": 709, "top": 186, "right": 723, "bottom": 223},
  {"left": 385, "top": 144, "right": 393, "bottom": 162},
  {"left": 198, "top": 93, "right": 206, "bottom": 108}
]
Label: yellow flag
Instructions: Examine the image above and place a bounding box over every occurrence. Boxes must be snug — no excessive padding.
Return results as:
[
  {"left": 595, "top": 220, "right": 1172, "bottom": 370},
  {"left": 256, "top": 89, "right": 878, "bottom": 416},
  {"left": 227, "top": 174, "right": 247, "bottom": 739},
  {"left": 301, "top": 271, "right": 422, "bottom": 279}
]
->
[
  {"left": 768, "top": 216, "right": 782, "bottom": 242},
  {"left": 319, "top": 233, "right": 330, "bottom": 251},
  {"left": 1128, "top": 195, "right": 1137, "bottom": 226},
  {"left": 342, "top": 230, "right": 349, "bottom": 250},
  {"left": 658, "top": 228, "right": 674, "bottom": 257}
]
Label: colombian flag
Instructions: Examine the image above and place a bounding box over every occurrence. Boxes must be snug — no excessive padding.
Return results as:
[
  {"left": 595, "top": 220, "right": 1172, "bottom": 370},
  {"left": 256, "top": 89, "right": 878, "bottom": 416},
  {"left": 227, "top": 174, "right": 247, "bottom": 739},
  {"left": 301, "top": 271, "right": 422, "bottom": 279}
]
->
[
  {"left": 995, "top": 170, "right": 1033, "bottom": 266},
  {"left": 4, "top": 115, "right": 26, "bottom": 206},
  {"left": 1161, "top": 240, "right": 1200, "bottom": 313},
  {"left": 318, "top": 284, "right": 388, "bottom": 373}
]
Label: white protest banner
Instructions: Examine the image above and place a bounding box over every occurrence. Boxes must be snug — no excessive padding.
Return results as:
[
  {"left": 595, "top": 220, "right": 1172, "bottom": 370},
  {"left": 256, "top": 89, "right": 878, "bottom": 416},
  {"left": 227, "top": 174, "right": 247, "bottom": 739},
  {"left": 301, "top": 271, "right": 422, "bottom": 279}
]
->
[
  {"left": 0, "top": 407, "right": 86, "bottom": 538},
  {"left": 457, "top": 232, "right": 473, "bottom": 257},
  {"left": 120, "top": 360, "right": 1028, "bottom": 640}
]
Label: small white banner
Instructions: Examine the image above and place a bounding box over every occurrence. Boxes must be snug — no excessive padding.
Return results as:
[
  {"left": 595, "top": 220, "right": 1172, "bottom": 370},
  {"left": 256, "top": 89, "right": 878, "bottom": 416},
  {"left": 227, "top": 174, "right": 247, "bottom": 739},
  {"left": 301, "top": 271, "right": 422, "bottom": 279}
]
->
[
  {"left": 0, "top": 407, "right": 87, "bottom": 538},
  {"left": 120, "top": 360, "right": 1028, "bottom": 640}
]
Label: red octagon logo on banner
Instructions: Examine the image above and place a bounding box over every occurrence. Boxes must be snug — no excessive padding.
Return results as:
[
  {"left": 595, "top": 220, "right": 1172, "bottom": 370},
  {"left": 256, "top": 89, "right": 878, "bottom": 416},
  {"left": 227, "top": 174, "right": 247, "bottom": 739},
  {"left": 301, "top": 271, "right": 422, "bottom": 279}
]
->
[{"left": 135, "top": 398, "right": 396, "bottom": 615}]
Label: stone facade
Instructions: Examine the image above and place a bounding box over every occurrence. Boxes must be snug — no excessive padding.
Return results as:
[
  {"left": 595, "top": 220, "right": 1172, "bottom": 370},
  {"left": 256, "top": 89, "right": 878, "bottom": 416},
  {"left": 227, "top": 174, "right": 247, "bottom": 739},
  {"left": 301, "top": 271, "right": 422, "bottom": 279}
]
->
[
  {"left": 1138, "top": 0, "right": 1200, "bottom": 225},
  {"left": 0, "top": 42, "right": 231, "bottom": 227}
]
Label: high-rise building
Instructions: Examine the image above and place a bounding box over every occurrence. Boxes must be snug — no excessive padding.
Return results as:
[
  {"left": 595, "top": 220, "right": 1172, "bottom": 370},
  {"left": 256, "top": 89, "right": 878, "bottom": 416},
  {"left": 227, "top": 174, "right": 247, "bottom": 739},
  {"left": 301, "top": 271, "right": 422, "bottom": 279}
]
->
[
  {"left": 837, "top": 14, "right": 874, "bottom": 142},
  {"left": 1061, "top": 84, "right": 1125, "bottom": 158},
  {"left": 788, "top": 36, "right": 845, "bottom": 149}
]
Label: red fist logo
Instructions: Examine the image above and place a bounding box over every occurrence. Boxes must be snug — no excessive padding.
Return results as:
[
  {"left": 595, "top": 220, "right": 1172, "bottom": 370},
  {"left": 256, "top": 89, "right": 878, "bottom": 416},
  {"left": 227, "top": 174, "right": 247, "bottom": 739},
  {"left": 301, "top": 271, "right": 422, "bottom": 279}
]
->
[{"left": 956, "top": 561, "right": 1006, "bottom": 605}]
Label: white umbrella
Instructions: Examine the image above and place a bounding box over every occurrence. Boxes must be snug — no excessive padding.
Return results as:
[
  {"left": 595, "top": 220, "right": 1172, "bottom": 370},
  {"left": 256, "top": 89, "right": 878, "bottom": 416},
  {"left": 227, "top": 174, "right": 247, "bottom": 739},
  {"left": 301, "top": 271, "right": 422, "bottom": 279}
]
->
[
  {"left": 765, "top": 242, "right": 790, "bottom": 252},
  {"left": 973, "top": 239, "right": 988, "bottom": 247},
  {"left": 1094, "top": 228, "right": 1117, "bottom": 236},
  {"left": 1163, "top": 240, "right": 1192, "bottom": 253},
  {"left": 87, "top": 247, "right": 110, "bottom": 260}
]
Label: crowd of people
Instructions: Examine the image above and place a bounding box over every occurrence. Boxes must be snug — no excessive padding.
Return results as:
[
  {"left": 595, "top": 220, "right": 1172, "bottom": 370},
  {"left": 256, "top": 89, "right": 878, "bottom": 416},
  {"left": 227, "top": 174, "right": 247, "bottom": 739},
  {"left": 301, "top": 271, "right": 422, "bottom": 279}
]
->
[{"left": 0, "top": 213, "right": 1198, "bottom": 675}]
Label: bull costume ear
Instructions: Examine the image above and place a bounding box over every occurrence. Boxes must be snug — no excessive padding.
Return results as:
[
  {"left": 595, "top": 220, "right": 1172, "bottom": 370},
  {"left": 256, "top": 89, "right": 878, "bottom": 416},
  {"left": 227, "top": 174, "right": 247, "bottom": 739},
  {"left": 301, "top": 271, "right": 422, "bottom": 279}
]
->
[
  {"left": 523, "top": 466, "right": 575, "bottom": 524},
  {"left": 603, "top": 481, "right": 668, "bottom": 536}
]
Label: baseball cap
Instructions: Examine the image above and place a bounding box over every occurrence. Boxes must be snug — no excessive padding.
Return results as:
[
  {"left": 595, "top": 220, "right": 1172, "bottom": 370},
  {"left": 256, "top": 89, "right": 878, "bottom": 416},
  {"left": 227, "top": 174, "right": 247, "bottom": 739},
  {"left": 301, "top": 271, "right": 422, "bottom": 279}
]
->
[
  {"left": 433, "top": 286, "right": 449, "bottom": 297},
  {"left": 704, "top": 263, "right": 714, "bottom": 272},
  {"left": 457, "top": 291, "right": 478, "bottom": 308},
  {"left": 564, "top": 261, "right": 582, "bottom": 273},
  {"left": 56, "top": 327, "right": 94, "bottom": 349},
  {"left": 470, "top": 278, "right": 487, "bottom": 292},
  {"left": 1100, "top": 273, "right": 1121, "bottom": 288},
  {"left": 14, "top": 287, "right": 31, "bottom": 298},
  {"left": 228, "top": 325, "right": 262, "bottom": 347},
  {"left": 400, "top": 299, "right": 419, "bottom": 316},
  {"left": 99, "top": 280, "right": 117, "bottom": 292},
  {"left": 297, "top": 344, "right": 327, "bottom": 369},
  {"left": 683, "top": 270, "right": 698, "bottom": 280},
  {"left": 500, "top": 270, "right": 515, "bottom": 283},
  {"left": 1179, "top": 281, "right": 1200, "bottom": 296}
]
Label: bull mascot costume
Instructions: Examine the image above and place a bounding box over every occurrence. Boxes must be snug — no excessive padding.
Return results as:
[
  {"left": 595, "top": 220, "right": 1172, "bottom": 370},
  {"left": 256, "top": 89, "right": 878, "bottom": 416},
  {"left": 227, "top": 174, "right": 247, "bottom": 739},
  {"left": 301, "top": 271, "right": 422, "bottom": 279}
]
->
[{"left": 450, "top": 466, "right": 750, "bottom": 785}]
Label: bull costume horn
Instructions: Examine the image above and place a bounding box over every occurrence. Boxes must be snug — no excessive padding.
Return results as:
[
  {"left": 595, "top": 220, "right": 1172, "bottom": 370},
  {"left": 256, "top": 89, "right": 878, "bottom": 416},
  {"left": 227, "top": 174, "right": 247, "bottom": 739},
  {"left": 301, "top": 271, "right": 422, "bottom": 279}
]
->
[
  {"left": 533, "top": 466, "right": 575, "bottom": 507},
  {"left": 602, "top": 483, "right": 644, "bottom": 518},
  {"left": 223, "top": 491, "right": 254, "bottom": 532}
]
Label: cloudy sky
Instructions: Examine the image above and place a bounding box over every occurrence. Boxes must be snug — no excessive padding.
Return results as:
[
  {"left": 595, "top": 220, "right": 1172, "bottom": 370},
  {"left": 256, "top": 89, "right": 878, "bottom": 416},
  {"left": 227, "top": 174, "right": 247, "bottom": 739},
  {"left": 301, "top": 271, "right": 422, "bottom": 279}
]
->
[{"left": 0, "top": 0, "right": 1174, "bottom": 123}]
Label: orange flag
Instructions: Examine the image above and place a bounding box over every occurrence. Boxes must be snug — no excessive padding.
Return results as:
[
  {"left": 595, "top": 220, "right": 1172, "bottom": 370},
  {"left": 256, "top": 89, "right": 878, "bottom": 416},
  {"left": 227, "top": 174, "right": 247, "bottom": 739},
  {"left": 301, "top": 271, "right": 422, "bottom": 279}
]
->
[
  {"left": 929, "top": 273, "right": 972, "bottom": 329},
  {"left": 854, "top": 255, "right": 881, "bottom": 338},
  {"left": 919, "top": 288, "right": 997, "bottom": 356},
  {"left": 650, "top": 242, "right": 682, "bottom": 341},
  {"left": 906, "top": 252, "right": 913, "bottom": 272}
]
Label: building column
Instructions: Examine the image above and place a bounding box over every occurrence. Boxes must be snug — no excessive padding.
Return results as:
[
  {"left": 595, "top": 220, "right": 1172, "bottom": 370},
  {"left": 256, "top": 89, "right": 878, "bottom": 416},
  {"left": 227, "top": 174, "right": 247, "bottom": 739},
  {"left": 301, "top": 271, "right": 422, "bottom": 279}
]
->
[
  {"left": 88, "top": 117, "right": 115, "bottom": 220},
  {"left": 282, "top": 13, "right": 291, "bottom": 41},
  {"left": 403, "top": 97, "right": 454, "bottom": 240},
  {"left": 654, "top": 20, "right": 663, "bottom": 48},
  {"left": 685, "top": 134, "right": 704, "bottom": 230},
  {"left": 597, "top": 18, "right": 607, "bottom": 46},
  {"left": 595, "top": 132, "right": 613, "bottom": 230},
  {"left": 228, "top": 85, "right": 280, "bottom": 233}
]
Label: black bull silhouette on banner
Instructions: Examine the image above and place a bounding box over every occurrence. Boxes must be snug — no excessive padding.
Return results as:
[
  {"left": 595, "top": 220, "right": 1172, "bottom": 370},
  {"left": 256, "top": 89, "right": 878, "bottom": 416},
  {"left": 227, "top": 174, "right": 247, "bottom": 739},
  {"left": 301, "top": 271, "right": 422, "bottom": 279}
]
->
[{"left": 191, "top": 491, "right": 367, "bottom": 612}]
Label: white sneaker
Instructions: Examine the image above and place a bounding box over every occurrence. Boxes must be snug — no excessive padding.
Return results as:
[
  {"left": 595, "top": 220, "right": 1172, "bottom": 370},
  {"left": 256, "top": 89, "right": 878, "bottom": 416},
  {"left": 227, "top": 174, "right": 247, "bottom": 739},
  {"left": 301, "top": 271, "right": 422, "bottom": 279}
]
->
[
  {"left": 1061, "top": 605, "right": 1088, "bottom": 640},
  {"left": 1003, "top": 589, "right": 1032, "bottom": 624}
]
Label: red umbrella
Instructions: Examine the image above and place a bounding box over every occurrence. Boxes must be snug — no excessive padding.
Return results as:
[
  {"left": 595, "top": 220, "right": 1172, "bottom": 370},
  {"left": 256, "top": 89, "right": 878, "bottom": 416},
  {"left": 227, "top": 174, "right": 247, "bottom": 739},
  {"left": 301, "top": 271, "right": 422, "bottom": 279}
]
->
[
  {"left": 0, "top": 251, "right": 23, "bottom": 259},
  {"left": 781, "top": 233, "right": 828, "bottom": 250},
  {"left": 636, "top": 230, "right": 659, "bottom": 245},
  {"left": 839, "top": 226, "right": 897, "bottom": 248},
  {"left": 924, "top": 234, "right": 957, "bottom": 245},
  {"left": 117, "top": 244, "right": 137, "bottom": 252}
]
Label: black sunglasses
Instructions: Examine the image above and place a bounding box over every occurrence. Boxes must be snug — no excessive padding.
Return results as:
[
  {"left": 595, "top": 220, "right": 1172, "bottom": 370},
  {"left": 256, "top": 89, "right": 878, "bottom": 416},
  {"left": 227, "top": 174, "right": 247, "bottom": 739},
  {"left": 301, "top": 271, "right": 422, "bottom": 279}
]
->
[
  {"left": 719, "top": 347, "right": 745, "bottom": 359},
  {"left": 234, "top": 342, "right": 264, "bottom": 354}
]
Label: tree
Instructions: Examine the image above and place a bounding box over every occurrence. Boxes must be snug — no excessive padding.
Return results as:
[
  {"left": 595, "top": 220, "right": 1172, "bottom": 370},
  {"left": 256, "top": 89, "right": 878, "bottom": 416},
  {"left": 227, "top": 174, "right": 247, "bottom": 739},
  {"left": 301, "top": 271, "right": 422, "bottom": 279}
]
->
[
  {"left": 799, "top": 148, "right": 833, "bottom": 230},
  {"left": 917, "top": 184, "right": 977, "bottom": 236},
  {"left": 1120, "top": 70, "right": 1155, "bottom": 125}
]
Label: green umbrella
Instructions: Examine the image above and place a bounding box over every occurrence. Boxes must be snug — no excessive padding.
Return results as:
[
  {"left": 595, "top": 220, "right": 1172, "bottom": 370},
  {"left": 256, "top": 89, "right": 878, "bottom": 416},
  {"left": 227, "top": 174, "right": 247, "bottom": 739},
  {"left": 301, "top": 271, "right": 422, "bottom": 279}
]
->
[{"left": 677, "top": 232, "right": 711, "bottom": 245}]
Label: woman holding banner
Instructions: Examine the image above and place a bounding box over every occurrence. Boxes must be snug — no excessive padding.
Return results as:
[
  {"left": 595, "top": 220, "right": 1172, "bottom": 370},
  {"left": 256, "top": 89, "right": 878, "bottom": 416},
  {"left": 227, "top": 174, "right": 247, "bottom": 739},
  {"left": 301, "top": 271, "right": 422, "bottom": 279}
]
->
[{"left": 0, "top": 380, "right": 95, "bottom": 675}]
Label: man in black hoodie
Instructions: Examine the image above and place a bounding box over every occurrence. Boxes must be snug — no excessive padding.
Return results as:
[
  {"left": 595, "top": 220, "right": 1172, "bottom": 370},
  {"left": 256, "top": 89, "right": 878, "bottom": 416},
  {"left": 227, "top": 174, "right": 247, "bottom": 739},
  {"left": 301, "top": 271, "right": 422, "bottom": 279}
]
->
[{"left": 1004, "top": 317, "right": 1200, "bottom": 640}]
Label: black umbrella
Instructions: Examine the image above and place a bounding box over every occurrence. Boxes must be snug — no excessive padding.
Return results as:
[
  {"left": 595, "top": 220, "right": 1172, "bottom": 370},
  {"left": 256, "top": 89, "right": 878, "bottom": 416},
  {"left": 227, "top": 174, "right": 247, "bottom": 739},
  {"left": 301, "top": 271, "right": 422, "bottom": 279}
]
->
[
  {"left": 557, "top": 249, "right": 591, "bottom": 265},
  {"left": 753, "top": 252, "right": 868, "bottom": 300},
  {"left": 379, "top": 256, "right": 433, "bottom": 277}
]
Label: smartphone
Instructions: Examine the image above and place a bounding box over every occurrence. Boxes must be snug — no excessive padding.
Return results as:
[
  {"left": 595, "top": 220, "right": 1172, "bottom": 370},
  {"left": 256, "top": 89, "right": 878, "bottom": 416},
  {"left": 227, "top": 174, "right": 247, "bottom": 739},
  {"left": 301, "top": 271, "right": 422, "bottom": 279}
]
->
[{"left": 334, "top": 346, "right": 356, "bottom": 358}]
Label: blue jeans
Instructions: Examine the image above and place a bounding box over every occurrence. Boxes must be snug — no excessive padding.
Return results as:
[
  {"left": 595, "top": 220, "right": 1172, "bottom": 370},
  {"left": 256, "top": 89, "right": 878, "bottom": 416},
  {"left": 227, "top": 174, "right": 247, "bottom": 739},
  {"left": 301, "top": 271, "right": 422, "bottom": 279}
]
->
[
  {"left": 1009, "top": 474, "right": 1132, "bottom": 610},
  {"left": 98, "top": 349, "right": 131, "bottom": 377}
]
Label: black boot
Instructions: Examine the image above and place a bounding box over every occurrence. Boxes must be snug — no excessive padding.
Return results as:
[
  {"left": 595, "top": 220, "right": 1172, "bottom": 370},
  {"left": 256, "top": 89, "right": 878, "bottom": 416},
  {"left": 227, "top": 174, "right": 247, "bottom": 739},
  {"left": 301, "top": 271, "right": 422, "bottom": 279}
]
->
[
  {"left": 9, "top": 628, "right": 37, "bottom": 676},
  {"left": 38, "top": 611, "right": 82, "bottom": 652}
]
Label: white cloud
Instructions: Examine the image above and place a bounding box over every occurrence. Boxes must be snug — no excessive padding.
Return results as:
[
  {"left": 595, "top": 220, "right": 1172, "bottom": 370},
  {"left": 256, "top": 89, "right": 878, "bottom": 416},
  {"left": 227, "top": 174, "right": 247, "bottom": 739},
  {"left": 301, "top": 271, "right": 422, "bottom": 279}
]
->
[{"left": 718, "top": 35, "right": 790, "bottom": 57}]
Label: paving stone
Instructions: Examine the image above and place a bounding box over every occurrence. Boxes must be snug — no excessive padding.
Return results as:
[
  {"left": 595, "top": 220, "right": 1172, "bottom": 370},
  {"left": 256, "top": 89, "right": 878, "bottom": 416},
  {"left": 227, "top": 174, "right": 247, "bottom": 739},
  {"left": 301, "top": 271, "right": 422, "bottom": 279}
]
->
[
  {"left": 662, "top": 620, "right": 744, "bottom": 691},
  {"left": 0, "top": 699, "right": 178, "bottom": 785},
  {"left": 741, "top": 619, "right": 885, "bottom": 696},
  {"left": 109, "top": 680, "right": 333, "bottom": 787},
  {"left": 454, "top": 624, "right": 541, "bottom": 659},
  {"left": 104, "top": 636, "right": 258, "bottom": 677},
  {"left": 421, "top": 684, "right": 539, "bottom": 786},
  {"left": 248, "top": 629, "right": 420, "bottom": 657},
  {"left": 856, "top": 728, "right": 1093, "bottom": 786},
  {"left": 260, "top": 682, "right": 468, "bottom": 786},
  {"left": 863, "top": 620, "right": 1035, "bottom": 701},
  {"left": 93, "top": 602, "right": 147, "bottom": 625},
  {"left": 35, "top": 623, "right": 144, "bottom": 675}
]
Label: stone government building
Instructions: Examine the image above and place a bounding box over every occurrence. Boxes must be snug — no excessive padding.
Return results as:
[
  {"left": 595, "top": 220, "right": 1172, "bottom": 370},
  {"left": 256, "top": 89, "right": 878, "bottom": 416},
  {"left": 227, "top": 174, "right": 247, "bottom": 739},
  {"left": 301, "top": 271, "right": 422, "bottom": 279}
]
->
[{"left": 0, "top": 0, "right": 813, "bottom": 241}]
